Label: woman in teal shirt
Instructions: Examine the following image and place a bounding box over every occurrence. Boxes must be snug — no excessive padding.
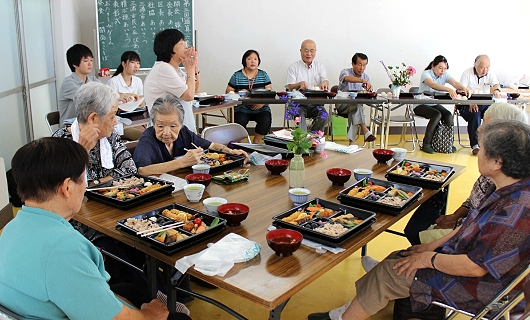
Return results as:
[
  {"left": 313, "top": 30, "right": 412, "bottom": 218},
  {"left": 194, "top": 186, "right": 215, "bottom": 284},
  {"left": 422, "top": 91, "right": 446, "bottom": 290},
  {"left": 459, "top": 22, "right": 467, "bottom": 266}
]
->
[{"left": 226, "top": 49, "right": 273, "bottom": 144}]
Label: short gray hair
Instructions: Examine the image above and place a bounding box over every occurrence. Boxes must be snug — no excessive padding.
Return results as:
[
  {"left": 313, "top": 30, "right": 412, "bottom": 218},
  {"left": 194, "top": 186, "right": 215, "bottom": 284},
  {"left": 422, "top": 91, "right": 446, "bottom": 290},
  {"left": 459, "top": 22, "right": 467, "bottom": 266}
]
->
[
  {"left": 75, "top": 82, "right": 119, "bottom": 123},
  {"left": 484, "top": 102, "right": 528, "bottom": 124},
  {"left": 150, "top": 94, "right": 185, "bottom": 124},
  {"left": 478, "top": 120, "right": 530, "bottom": 179},
  {"left": 474, "top": 54, "right": 489, "bottom": 67}
]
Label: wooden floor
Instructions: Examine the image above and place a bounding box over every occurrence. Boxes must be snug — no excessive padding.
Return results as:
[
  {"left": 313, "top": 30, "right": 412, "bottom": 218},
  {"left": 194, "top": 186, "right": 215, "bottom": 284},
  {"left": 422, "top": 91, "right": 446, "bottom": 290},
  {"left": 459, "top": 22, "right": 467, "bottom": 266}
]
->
[{"left": 186, "top": 134, "right": 479, "bottom": 320}]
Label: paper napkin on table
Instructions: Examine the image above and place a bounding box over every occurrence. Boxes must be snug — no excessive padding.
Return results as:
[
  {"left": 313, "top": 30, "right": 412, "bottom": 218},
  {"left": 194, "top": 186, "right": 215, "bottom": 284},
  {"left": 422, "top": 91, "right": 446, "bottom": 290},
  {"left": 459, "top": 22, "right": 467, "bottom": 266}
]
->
[
  {"left": 324, "top": 142, "right": 362, "bottom": 154},
  {"left": 151, "top": 173, "right": 187, "bottom": 193},
  {"left": 175, "top": 233, "right": 261, "bottom": 277},
  {"left": 272, "top": 129, "right": 293, "bottom": 140}
]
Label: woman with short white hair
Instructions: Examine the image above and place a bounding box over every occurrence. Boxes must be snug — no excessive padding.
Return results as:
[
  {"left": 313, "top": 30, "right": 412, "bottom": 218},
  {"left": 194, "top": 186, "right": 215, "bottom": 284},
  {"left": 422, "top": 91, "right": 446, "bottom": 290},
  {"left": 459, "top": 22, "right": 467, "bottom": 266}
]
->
[{"left": 53, "top": 81, "right": 136, "bottom": 183}]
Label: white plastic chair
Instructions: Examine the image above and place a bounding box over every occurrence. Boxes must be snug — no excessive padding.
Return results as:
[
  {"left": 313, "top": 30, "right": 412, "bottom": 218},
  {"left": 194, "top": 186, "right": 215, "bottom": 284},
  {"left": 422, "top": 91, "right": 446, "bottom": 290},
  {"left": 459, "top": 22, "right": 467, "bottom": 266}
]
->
[{"left": 201, "top": 123, "right": 251, "bottom": 145}]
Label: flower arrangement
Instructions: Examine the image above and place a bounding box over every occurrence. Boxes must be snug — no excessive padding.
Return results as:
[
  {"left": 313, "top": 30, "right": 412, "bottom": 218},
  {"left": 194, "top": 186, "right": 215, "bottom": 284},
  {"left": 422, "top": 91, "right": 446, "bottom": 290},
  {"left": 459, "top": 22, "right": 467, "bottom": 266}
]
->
[
  {"left": 279, "top": 93, "right": 328, "bottom": 122},
  {"left": 388, "top": 63, "right": 416, "bottom": 87},
  {"left": 277, "top": 94, "right": 329, "bottom": 157}
]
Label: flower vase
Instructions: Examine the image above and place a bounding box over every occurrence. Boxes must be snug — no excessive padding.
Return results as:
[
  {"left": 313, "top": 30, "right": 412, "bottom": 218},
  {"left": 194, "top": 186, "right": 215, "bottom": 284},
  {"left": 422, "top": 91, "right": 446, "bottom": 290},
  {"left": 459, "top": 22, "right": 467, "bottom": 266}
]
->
[
  {"left": 289, "top": 154, "right": 305, "bottom": 188},
  {"left": 391, "top": 85, "right": 401, "bottom": 97}
]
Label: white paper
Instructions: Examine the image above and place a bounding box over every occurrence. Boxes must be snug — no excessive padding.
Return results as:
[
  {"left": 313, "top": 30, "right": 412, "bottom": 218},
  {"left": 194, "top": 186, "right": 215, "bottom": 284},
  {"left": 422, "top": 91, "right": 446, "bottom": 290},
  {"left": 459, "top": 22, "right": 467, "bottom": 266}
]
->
[
  {"left": 324, "top": 142, "right": 363, "bottom": 154},
  {"left": 175, "top": 233, "right": 261, "bottom": 277},
  {"left": 152, "top": 173, "right": 187, "bottom": 193},
  {"left": 118, "top": 97, "right": 145, "bottom": 112},
  {"left": 272, "top": 129, "right": 294, "bottom": 141}
]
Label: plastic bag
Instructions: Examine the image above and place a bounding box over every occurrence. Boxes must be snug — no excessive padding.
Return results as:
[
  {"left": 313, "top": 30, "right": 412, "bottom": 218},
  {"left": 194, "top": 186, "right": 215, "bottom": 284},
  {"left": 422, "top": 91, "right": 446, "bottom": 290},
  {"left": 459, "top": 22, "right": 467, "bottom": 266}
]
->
[
  {"left": 175, "top": 233, "right": 261, "bottom": 276},
  {"left": 249, "top": 151, "right": 282, "bottom": 166}
]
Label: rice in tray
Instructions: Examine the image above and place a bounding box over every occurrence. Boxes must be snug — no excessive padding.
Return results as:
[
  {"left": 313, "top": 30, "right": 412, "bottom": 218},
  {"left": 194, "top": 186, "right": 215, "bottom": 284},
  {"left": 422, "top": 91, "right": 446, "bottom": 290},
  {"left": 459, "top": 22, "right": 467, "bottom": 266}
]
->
[
  {"left": 124, "top": 217, "right": 158, "bottom": 231},
  {"left": 314, "top": 223, "right": 349, "bottom": 236}
]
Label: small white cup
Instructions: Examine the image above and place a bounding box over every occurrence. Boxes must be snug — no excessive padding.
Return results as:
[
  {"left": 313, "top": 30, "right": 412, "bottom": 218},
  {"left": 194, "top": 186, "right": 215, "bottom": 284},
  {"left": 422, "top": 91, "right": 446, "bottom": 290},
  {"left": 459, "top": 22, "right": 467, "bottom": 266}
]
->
[
  {"left": 238, "top": 90, "right": 247, "bottom": 97},
  {"left": 203, "top": 197, "right": 228, "bottom": 215},
  {"left": 390, "top": 147, "right": 407, "bottom": 162},
  {"left": 314, "top": 142, "right": 326, "bottom": 154},
  {"left": 183, "top": 183, "right": 205, "bottom": 202},
  {"left": 192, "top": 164, "right": 210, "bottom": 174}
]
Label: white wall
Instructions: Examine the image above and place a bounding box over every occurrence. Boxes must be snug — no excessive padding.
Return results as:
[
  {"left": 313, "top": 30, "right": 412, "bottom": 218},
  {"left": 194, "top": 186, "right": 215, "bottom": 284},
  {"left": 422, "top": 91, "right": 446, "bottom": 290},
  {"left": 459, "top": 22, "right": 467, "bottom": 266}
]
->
[{"left": 52, "top": 0, "right": 530, "bottom": 127}]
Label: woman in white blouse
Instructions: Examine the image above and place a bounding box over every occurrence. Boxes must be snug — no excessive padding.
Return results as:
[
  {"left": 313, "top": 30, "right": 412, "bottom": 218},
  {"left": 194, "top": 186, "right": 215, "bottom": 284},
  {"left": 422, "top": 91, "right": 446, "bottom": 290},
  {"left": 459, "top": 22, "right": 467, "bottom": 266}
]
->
[
  {"left": 107, "top": 51, "right": 144, "bottom": 96},
  {"left": 143, "top": 29, "right": 200, "bottom": 133}
]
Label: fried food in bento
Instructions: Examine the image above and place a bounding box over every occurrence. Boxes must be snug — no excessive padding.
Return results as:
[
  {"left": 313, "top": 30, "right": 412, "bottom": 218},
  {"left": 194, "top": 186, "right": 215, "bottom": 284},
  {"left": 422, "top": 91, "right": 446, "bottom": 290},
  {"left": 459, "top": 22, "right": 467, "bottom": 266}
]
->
[
  {"left": 347, "top": 186, "right": 371, "bottom": 198},
  {"left": 161, "top": 209, "right": 193, "bottom": 222},
  {"left": 281, "top": 211, "right": 313, "bottom": 225}
]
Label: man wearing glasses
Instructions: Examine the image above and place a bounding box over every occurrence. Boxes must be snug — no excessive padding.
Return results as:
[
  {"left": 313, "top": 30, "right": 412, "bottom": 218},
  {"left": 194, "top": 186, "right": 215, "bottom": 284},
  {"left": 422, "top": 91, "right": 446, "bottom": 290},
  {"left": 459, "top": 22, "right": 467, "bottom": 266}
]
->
[{"left": 285, "top": 39, "right": 329, "bottom": 131}]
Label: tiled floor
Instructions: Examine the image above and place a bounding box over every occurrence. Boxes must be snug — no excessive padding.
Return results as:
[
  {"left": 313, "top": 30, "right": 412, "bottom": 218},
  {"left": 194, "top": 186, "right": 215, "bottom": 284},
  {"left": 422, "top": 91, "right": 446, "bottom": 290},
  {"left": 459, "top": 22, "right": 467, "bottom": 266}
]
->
[{"left": 186, "top": 135, "right": 478, "bottom": 320}]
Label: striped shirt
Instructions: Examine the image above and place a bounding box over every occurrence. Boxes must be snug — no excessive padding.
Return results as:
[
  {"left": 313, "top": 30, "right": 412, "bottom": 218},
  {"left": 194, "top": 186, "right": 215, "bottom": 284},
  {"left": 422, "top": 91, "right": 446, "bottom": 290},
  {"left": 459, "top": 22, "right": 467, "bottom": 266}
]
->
[{"left": 228, "top": 69, "right": 272, "bottom": 114}]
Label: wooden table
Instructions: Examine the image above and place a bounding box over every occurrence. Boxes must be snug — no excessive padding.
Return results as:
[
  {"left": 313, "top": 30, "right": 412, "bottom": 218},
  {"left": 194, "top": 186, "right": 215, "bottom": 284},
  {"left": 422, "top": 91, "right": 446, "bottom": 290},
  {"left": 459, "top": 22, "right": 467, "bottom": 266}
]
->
[{"left": 74, "top": 149, "right": 465, "bottom": 319}]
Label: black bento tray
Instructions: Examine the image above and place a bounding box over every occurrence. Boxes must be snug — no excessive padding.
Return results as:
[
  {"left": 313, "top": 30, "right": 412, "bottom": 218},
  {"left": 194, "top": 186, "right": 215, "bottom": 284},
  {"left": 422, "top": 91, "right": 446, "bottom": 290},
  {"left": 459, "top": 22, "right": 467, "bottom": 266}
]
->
[
  {"left": 249, "top": 89, "right": 277, "bottom": 98},
  {"left": 385, "top": 160, "right": 455, "bottom": 190},
  {"left": 469, "top": 93, "right": 493, "bottom": 100},
  {"left": 302, "top": 90, "right": 328, "bottom": 99},
  {"left": 272, "top": 198, "right": 376, "bottom": 247},
  {"left": 398, "top": 92, "right": 421, "bottom": 99},
  {"left": 85, "top": 174, "right": 174, "bottom": 210},
  {"left": 201, "top": 150, "right": 246, "bottom": 174},
  {"left": 117, "top": 107, "right": 147, "bottom": 118},
  {"left": 337, "top": 178, "right": 422, "bottom": 216},
  {"left": 231, "top": 142, "right": 294, "bottom": 159},
  {"left": 263, "top": 135, "right": 311, "bottom": 156},
  {"left": 116, "top": 203, "right": 227, "bottom": 255}
]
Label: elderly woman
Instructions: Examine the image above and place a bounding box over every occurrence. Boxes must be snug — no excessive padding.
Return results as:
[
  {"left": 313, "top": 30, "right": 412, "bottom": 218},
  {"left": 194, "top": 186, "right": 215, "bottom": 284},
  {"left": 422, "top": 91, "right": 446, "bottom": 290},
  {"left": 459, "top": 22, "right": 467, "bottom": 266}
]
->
[
  {"left": 134, "top": 94, "right": 248, "bottom": 176},
  {"left": 309, "top": 120, "right": 530, "bottom": 320},
  {"left": 53, "top": 82, "right": 137, "bottom": 183},
  {"left": 226, "top": 49, "right": 272, "bottom": 144},
  {"left": 0, "top": 137, "right": 170, "bottom": 319}
]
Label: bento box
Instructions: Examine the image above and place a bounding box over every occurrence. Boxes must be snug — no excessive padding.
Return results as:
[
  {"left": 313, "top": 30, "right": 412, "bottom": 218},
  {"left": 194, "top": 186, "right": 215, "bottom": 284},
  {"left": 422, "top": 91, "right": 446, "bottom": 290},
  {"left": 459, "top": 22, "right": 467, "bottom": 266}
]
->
[
  {"left": 198, "top": 150, "right": 246, "bottom": 174},
  {"left": 385, "top": 160, "right": 454, "bottom": 189},
  {"left": 337, "top": 178, "right": 422, "bottom": 216},
  {"left": 115, "top": 203, "right": 227, "bottom": 254},
  {"left": 272, "top": 198, "right": 376, "bottom": 247},
  {"left": 85, "top": 174, "right": 174, "bottom": 210}
]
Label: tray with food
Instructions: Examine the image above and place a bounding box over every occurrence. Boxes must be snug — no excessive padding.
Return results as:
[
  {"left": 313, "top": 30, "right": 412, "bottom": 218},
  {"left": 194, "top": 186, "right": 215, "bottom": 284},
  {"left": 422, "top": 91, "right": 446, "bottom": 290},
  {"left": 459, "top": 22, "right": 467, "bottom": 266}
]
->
[
  {"left": 385, "top": 160, "right": 455, "bottom": 189},
  {"left": 272, "top": 198, "right": 376, "bottom": 247},
  {"left": 230, "top": 142, "right": 294, "bottom": 158},
  {"left": 116, "top": 203, "right": 227, "bottom": 254},
  {"left": 248, "top": 89, "right": 277, "bottom": 98},
  {"left": 199, "top": 150, "right": 246, "bottom": 174},
  {"left": 85, "top": 174, "right": 174, "bottom": 210},
  {"left": 337, "top": 178, "right": 422, "bottom": 216}
]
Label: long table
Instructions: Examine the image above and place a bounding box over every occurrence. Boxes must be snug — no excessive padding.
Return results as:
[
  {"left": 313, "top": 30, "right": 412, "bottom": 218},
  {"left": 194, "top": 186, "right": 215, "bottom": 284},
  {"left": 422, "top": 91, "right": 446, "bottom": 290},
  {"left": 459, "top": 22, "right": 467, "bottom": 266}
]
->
[
  {"left": 239, "top": 97, "right": 388, "bottom": 147},
  {"left": 74, "top": 149, "right": 465, "bottom": 319},
  {"left": 124, "top": 100, "right": 241, "bottom": 131}
]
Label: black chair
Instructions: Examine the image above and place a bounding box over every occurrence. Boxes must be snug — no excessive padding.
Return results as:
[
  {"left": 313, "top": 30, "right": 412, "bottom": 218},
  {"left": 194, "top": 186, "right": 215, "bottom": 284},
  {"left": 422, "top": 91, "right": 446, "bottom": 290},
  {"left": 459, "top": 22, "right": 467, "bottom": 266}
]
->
[{"left": 45, "top": 111, "right": 60, "bottom": 135}]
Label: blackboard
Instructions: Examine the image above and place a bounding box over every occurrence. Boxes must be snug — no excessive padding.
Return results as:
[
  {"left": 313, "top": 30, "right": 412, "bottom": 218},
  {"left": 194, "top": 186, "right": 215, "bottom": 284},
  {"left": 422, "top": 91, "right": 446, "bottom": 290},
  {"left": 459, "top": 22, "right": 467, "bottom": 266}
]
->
[{"left": 96, "top": 0, "right": 193, "bottom": 70}]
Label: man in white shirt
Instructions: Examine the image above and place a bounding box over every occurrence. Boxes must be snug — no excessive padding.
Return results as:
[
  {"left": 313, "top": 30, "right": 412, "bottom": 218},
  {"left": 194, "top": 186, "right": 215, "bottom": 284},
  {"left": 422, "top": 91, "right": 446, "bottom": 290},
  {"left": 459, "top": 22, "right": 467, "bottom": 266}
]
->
[
  {"left": 458, "top": 55, "right": 501, "bottom": 155},
  {"left": 285, "top": 39, "right": 329, "bottom": 132}
]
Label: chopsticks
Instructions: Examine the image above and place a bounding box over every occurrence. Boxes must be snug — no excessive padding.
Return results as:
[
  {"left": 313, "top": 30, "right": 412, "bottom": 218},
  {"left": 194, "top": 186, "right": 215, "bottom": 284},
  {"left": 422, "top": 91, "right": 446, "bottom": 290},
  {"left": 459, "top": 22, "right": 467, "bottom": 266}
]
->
[
  {"left": 137, "top": 222, "right": 184, "bottom": 237},
  {"left": 86, "top": 186, "right": 121, "bottom": 192}
]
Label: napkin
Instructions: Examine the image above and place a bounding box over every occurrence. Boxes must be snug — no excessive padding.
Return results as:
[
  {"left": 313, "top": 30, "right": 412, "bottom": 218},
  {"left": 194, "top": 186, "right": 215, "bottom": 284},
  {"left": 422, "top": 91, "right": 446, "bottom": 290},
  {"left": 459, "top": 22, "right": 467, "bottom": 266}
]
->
[
  {"left": 324, "top": 142, "right": 362, "bottom": 154},
  {"left": 249, "top": 151, "right": 282, "bottom": 166},
  {"left": 154, "top": 173, "right": 187, "bottom": 193},
  {"left": 175, "top": 233, "right": 261, "bottom": 277},
  {"left": 272, "top": 129, "right": 293, "bottom": 141}
]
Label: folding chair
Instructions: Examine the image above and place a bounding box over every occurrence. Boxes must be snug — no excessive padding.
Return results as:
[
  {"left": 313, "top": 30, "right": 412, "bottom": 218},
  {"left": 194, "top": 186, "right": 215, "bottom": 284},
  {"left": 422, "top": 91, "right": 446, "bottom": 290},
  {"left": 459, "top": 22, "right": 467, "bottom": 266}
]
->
[
  {"left": 45, "top": 111, "right": 60, "bottom": 135},
  {"left": 432, "top": 264, "right": 530, "bottom": 320},
  {"left": 201, "top": 123, "right": 251, "bottom": 145},
  {"left": 0, "top": 304, "right": 21, "bottom": 320},
  {"left": 453, "top": 107, "right": 472, "bottom": 148}
]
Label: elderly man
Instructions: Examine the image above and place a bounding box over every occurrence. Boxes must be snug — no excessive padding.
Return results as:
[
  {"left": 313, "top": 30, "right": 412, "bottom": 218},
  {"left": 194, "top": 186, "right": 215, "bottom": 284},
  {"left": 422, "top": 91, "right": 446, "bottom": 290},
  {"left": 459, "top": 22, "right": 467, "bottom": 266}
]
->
[
  {"left": 458, "top": 54, "right": 501, "bottom": 155},
  {"left": 285, "top": 39, "right": 329, "bottom": 132},
  {"left": 336, "top": 53, "right": 376, "bottom": 144}
]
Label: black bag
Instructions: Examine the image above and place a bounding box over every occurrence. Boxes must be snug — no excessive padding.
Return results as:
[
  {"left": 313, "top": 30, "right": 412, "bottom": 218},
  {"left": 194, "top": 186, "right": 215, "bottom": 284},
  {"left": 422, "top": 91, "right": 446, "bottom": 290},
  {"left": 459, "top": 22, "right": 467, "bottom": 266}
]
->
[{"left": 431, "top": 123, "right": 454, "bottom": 153}]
